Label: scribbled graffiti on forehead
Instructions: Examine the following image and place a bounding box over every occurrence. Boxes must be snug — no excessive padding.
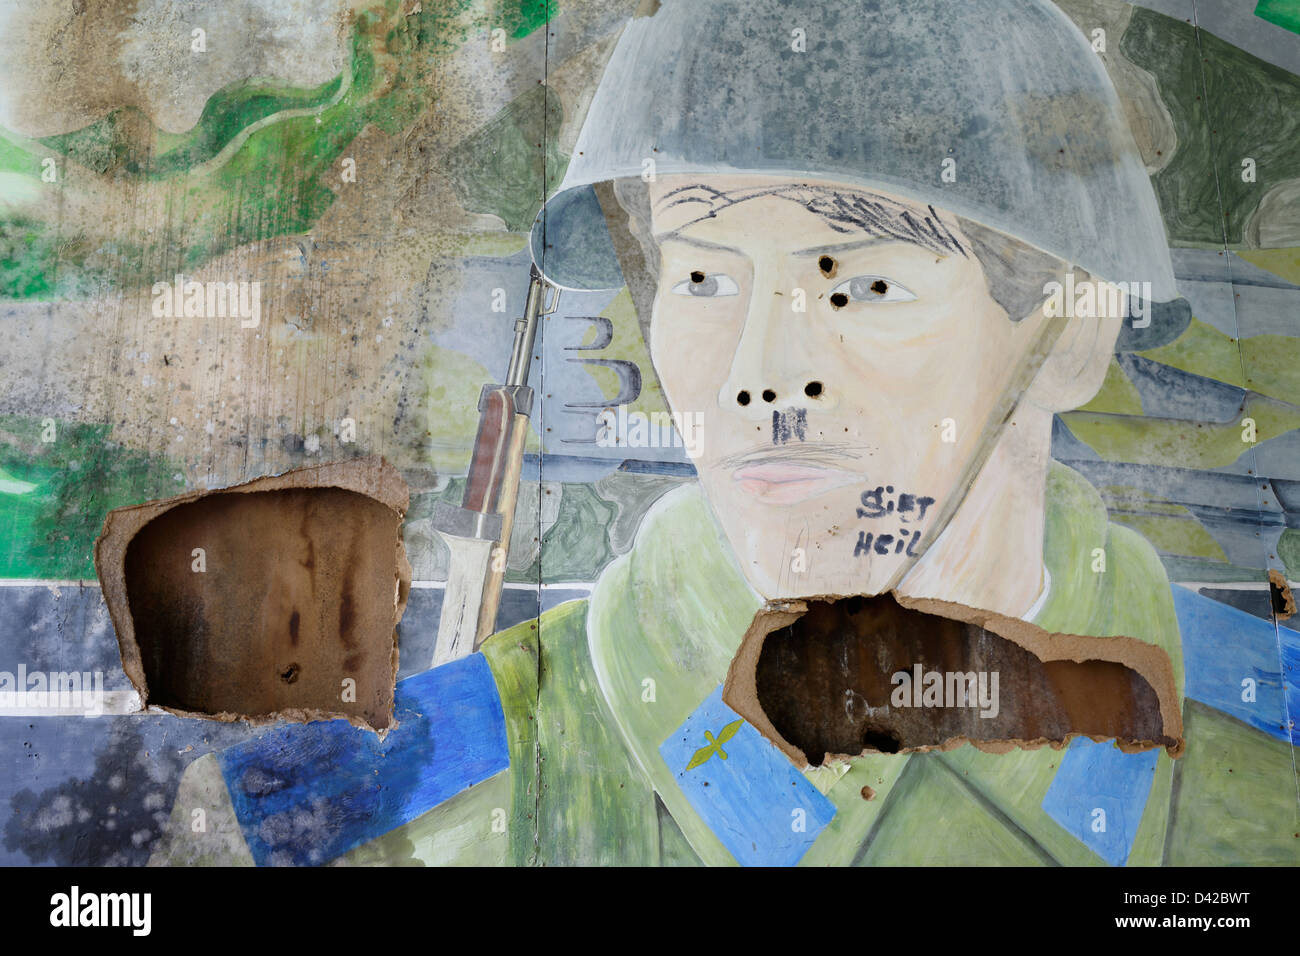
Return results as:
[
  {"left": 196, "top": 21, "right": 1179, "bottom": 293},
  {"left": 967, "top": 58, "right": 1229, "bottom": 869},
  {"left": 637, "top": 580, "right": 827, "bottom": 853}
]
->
[{"left": 652, "top": 183, "right": 969, "bottom": 258}]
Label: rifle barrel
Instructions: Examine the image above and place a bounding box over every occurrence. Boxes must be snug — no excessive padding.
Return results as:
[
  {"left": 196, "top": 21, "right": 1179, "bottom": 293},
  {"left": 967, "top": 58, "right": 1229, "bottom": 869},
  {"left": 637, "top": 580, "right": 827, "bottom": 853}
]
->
[{"left": 505, "top": 265, "right": 546, "bottom": 387}]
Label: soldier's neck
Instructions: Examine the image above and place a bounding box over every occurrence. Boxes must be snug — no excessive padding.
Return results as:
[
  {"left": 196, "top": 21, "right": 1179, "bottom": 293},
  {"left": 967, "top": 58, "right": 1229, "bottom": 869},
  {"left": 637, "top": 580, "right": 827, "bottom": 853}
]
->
[{"left": 896, "top": 402, "right": 1053, "bottom": 621}]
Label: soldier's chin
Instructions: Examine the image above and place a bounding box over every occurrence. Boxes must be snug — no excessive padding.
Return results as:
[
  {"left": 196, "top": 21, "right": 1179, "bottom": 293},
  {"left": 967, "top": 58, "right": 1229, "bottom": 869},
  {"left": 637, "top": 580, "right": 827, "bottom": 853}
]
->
[{"left": 741, "top": 551, "right": 902, "bottom": 602}]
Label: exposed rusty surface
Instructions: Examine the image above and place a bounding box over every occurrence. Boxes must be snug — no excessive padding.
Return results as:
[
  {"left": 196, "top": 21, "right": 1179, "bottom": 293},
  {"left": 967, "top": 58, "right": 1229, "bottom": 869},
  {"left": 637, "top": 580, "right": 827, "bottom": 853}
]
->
[
  {"left": 94, "top": 456, "right": 410, "bottom": 732},
  {"left": 724, "top": 592, "right": 1183, "bottom": 767}
]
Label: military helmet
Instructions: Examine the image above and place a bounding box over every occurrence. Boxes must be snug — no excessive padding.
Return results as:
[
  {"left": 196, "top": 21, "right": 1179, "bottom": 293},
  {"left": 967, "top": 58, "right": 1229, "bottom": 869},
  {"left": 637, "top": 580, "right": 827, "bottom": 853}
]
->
[{"left": 529, "top": 0, "right": 1176, "bottom": 303}]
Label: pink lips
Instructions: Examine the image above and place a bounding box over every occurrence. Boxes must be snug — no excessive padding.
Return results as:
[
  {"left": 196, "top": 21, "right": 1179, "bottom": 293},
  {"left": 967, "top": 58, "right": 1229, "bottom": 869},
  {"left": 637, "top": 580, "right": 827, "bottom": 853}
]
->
[{"left": 732, "top": 463, "right": 860, "bottom": 504}]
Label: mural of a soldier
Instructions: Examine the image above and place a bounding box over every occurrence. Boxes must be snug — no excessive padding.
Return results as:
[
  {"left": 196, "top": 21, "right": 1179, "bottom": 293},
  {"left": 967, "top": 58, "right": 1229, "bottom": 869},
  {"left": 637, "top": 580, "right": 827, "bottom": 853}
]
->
[{"left": 165, "top": 0, "right": 1299, "bottom": 867}]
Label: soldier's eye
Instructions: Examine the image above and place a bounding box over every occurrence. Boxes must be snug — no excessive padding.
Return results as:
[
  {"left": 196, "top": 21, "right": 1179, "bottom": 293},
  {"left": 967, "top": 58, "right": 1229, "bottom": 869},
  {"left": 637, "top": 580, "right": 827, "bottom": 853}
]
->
[
  {"left": 671, "top": 272, "right": 740, "bottom": 297},
  {"left": 829, "top": 275, "right": 916, "bottom": 308}
]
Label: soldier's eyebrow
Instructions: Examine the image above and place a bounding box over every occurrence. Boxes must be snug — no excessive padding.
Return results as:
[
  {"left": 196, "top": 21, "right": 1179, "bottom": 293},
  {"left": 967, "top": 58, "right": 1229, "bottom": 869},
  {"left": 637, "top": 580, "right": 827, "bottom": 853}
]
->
[
  {"left": 649, "top": 232, "right": 940, "bottom": 261},
  {"left": 652, "top": 183, "right": 730, "bottom": 214},
  {"left": 652, "top": 231, "right": 746, "bottom": 255},
  {"left": 792, "top": 236, "right": 924, "bottom": 257},
  {"left": 649, "top": 182, "right": 967, "bottom": 258}
]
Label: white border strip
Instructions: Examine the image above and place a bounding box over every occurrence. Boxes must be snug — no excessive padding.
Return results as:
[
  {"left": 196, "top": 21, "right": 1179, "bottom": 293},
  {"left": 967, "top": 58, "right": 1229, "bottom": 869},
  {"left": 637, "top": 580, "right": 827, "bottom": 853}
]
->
[
  {"left": 0, "top": 580, "right": 598, "bottom": 591},
  {"left": 0, "top": 579, "right": 100, "bottom": 588},
  {"left": 0, "top": 690, "right": 141, "bottom": 717},
  {"left": 409, "top": 580, "right": 593, "bottom": 590},
  {"left": 1177, "top": 581, "right": 1297, "bottom": 591}
]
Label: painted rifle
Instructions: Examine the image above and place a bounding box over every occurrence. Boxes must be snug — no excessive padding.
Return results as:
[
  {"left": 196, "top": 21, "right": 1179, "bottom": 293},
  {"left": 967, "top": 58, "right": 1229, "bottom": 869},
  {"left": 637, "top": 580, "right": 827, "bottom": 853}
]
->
[{"left": 430, "top": 265, "right": 557, "bottom": 667}]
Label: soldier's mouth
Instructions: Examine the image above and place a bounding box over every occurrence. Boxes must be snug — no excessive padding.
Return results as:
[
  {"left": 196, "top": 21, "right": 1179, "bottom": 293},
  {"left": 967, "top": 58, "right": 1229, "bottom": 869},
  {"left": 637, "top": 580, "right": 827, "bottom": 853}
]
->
[{"left": 732, "top": 463, "right": 860, "bottom": 503}]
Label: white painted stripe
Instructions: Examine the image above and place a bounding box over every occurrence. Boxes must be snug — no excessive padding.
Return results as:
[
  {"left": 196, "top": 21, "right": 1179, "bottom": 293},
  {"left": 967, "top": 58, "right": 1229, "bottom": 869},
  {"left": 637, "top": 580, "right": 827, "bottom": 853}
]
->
[
  {"left": 409, "top": 580, "right": 593, "bottom": 590},
  {"left": 0, "top": 690, "right": 141, "bottom": 717},
  {"left": 0, "top": 579, "right": 598, "bottom": 591},
  {"left": 0, "top": 579, "right": 100, "bottom": 588},
  {"left": 1176, "top": 581, "right": 1297, "bottom": 591},
  {"left": 3, "top": 577, "right": 1285, "bottom": 594}
]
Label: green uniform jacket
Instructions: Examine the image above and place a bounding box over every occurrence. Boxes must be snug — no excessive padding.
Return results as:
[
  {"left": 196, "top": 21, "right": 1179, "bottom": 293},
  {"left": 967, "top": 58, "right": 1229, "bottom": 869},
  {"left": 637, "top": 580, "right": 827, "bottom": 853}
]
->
[
  {"left": 334, "top": 463, "right": 1299, "bottom": 866},
  {"left": 154, "top": 463, "right": 1299, "bottom": 866}
]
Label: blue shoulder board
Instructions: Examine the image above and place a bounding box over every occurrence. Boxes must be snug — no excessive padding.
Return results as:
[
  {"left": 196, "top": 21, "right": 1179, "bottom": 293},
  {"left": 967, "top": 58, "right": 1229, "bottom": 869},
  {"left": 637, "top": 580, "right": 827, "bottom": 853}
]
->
[
  {"left": 219, "top": 653, "right": 509, "bottom": 866},
  {"left": 1171, "top": 584, "right": 1298, "bottom": 744},
  {"left": 660, "top": 686, "right": 836, "bottom": 866}
]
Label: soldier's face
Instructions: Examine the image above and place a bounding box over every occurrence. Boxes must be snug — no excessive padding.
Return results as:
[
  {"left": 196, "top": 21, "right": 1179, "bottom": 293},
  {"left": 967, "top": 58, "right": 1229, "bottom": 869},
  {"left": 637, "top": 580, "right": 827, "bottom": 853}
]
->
[{"left": 646, "top": 174, "right": 1054, "bottom": 599}]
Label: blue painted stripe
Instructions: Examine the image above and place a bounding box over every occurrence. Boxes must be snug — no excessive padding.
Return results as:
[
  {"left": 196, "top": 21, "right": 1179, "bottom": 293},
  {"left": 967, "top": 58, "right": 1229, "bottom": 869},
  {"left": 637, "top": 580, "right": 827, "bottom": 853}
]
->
[
  {"left": 1281, "top": 629, "right": 1300, "bottom": 745},
  {"left": 0, "top": 585, "right": 133, "bottom": 692},
  {"left": 1171, "top": 585, "right": 1298, "bottom": 743},
  {"left": 219, "top": 653, "right": 509, "bottom": 866},
  {"left": 1042, "top": 738, "right": 1159, "bottom": 866},
  {"left": 659, "top": 686, "right": 835, "bottom": 867}
]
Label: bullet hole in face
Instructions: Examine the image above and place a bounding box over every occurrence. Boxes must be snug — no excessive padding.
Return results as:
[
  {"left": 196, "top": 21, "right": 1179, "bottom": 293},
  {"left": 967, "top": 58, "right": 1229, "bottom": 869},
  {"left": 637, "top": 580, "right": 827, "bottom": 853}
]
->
[
  {"left": 280, "top": 663, "right": 301, "bottom": 684},
  {"left": 805, "top": 381, "right": 823, "bottom": 398},
  {"left": 761, "top": 389, "right": 777, "bottom": 403},
  {"left": 870, "top": 279, "right": 889, "bottom": 295},
  {"left": 687, "top": 270, "right": 719, "bottom": 296},
  {"left": 829, "top": 292, "right": 849, "bottom": 309},
  {"left": 818, "top": 255, "right": 836, "bottom": 277},
  {"left": 737, "top": 390, "right": 751, "bottom": 406}
]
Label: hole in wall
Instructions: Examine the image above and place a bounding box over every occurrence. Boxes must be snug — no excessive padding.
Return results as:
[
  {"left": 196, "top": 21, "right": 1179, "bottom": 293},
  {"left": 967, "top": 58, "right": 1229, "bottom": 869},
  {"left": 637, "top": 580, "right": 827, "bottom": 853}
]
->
[
  {"left": 96, "top": 459, "right": 410, "bottom": 733},
  {"left": 1269, "top": 569, "right": 1295, "bottom": 620},
  {"left": 725, "top": 592, "right": 1182, "bottom": 766},
  {"left": 121, "top": 487, "right": 404, "bottom": 728}
]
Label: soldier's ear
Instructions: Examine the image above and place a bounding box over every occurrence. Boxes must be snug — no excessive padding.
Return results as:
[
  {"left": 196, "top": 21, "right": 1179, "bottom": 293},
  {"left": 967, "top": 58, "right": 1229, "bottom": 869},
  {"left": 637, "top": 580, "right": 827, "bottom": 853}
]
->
[{"left": 1022, "top": 285, "right": 1122, "bottom": 413}]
